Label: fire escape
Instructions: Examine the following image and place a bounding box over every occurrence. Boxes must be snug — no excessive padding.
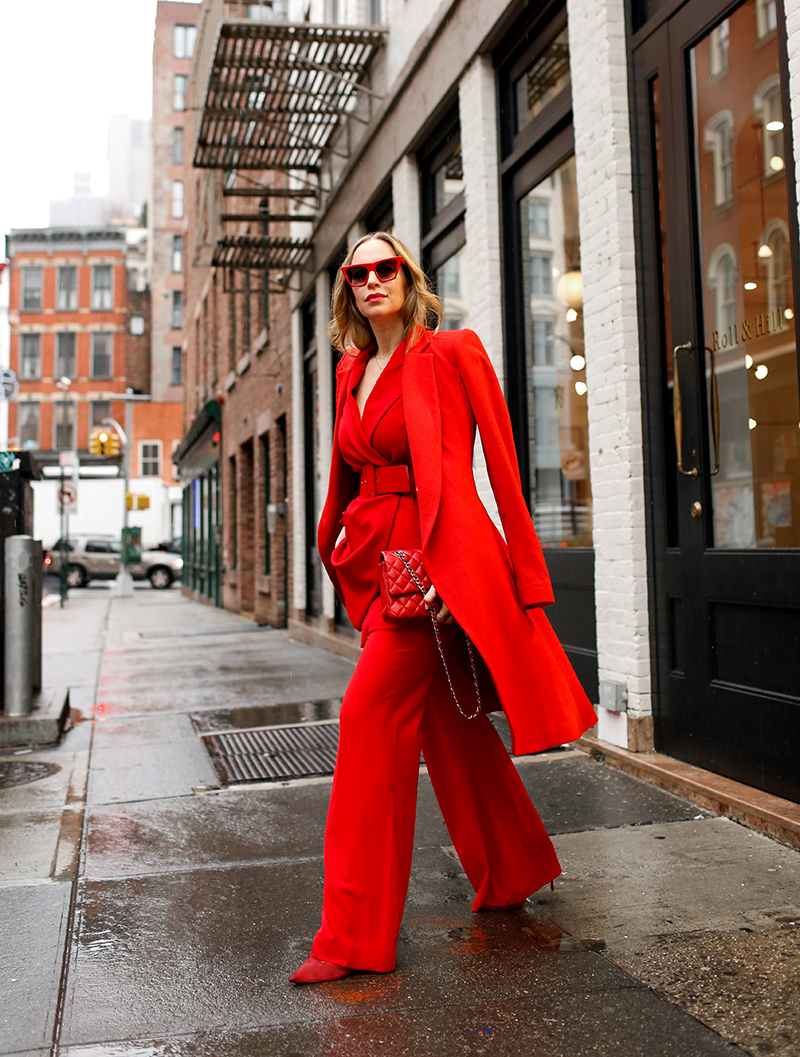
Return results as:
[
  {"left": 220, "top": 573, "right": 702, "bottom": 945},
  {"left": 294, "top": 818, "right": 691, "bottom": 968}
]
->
[{"left": 191, "top": 17, "right": 386, "bottom": 291}]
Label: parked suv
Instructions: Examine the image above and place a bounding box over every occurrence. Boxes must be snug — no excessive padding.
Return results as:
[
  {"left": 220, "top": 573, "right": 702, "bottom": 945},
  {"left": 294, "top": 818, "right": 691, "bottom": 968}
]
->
[{"left": 45, "top": 535, "right": 183, "bottom": 590}]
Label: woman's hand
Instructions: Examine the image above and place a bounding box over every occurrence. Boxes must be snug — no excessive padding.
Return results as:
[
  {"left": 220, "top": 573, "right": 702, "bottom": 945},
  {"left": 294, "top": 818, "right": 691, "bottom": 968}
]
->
[{"left": 424, "top": 584, "right": 455, "bottom": 624}]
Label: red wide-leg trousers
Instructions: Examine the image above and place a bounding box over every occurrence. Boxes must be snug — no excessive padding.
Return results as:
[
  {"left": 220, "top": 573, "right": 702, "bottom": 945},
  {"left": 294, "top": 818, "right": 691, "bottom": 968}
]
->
[{"left": 310, "top": 616, "right": 561, "bottom": 972}]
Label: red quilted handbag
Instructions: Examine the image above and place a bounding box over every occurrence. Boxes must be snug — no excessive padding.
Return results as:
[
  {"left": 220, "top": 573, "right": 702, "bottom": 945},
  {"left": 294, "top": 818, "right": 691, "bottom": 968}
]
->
[
  {"left": 379, "top": 548, "right": 431, "bottom": 619},
  {"left": 378, "top": 549, "right": 482, "bottom": 719}
]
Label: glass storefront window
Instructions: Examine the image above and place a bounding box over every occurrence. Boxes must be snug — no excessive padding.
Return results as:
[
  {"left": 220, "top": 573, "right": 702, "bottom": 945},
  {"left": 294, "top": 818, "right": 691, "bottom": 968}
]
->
[
  {"left": 690, "top": 0, "right": 800, "bottom": 548},
  {"left": 436, "top": 244, "right": 469, "bottom": 331},
  {"left": 433, "top": 145, "right": 464, "bottom": 214},
  {"left": 520, "top": 154, "right": 592, "bottom": 546},
  {"left": 514, "top": 27, "right": 570, "bottom": 133}
]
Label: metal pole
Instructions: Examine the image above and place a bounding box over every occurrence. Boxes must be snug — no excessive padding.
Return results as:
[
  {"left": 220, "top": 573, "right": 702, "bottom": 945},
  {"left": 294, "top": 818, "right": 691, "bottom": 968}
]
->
[
  {"left": 59, "top": 463, "right": 68, "bottom": 607},
  {"left": 5, "top": 535, "right": 35, "bottom": 717}
]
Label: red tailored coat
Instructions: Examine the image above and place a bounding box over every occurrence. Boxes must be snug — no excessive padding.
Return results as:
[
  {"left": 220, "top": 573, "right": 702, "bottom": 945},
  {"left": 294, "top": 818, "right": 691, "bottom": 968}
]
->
[{"left": 318, "top": 327, "right": 597, "bottom": 755}]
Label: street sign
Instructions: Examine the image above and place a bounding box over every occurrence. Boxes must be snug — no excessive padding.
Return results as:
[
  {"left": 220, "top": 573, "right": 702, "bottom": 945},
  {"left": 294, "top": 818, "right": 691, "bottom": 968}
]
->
[
  {"left": 58, "top": 482, "right": 78, "bottom": 514},
  {"left": 0, "top": 368, "right": 19, "bottom": 402}
]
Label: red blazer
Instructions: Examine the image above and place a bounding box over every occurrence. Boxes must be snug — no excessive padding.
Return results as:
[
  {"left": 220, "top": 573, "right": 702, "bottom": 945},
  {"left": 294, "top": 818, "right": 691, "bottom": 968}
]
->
[{"left": 318, "top": 328, "right": 597, "bottom": 754}]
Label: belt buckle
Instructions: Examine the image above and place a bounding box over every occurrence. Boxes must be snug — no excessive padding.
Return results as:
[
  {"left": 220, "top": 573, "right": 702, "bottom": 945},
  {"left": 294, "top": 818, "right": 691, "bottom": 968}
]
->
[{"left": 362, "top": 464, "right": 377, "bottom": 496}]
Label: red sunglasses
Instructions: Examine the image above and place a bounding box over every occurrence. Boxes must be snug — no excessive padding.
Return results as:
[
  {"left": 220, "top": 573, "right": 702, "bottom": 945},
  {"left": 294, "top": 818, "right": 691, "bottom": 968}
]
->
[{"left": 341, "top": 256, "right": 403, "bottom": 288}]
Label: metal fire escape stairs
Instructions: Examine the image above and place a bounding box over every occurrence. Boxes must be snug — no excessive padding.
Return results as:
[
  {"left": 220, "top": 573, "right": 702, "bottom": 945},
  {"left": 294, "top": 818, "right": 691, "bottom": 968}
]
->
[{"left": 191, "top": 19, "right": 386, "bottom": 292}]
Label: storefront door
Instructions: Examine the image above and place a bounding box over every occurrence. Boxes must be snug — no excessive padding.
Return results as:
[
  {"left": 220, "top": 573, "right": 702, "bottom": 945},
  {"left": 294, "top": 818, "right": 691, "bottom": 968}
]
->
[{"left": 634, "top": 0, "right": 800, "bottom": 800}]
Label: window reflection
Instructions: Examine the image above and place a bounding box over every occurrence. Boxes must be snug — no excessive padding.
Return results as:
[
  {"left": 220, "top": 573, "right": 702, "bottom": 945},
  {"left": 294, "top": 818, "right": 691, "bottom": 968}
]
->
[
  {"left": 692, "top": 1, "right": 800, "bottom": 548},
  {"left": 436, "top": 244, "right": 469, "bottom": 331},
  {"left": 514, "top": 28, "right": 570, "bottom": 132},
  {"left": 520, "top": 155, "right": 592, "bottom": 546}
]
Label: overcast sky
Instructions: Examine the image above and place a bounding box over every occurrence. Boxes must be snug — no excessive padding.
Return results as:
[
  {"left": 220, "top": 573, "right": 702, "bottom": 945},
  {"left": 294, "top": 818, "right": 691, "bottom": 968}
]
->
[{"left": 0, "top": 0, "right": 196, "bottom": 244}]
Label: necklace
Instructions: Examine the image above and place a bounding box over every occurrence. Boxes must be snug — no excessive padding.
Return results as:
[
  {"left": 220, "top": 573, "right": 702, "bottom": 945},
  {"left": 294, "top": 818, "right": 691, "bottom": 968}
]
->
[{"left": 373, "top": 351, "right": 392, "bottom": 371}]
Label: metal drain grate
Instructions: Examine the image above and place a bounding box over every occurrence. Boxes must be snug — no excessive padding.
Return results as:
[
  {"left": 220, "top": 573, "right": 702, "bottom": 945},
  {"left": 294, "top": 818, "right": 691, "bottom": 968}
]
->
[
  {"left": 201, "top": 720, "right": 339, "bottom": 784},
  {"left": 140, "top": 624, "right": 273, "bottom": 639}
]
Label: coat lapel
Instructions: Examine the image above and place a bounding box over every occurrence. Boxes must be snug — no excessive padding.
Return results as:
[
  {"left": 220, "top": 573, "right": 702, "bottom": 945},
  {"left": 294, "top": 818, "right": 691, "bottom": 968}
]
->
[{"left": 403, "top": 331, "right": 442, "bottom": 548}]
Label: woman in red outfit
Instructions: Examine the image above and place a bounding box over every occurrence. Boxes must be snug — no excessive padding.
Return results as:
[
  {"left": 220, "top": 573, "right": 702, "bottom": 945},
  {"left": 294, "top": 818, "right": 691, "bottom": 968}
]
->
[{"left": 290, "top": 232, "right": 596, "bottom": 985}]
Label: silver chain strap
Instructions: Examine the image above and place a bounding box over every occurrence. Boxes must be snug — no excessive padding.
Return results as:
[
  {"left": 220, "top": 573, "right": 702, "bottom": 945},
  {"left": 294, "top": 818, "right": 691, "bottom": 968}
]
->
[{"left": 395, "top": 550, "right": 482, "bottom": 720}]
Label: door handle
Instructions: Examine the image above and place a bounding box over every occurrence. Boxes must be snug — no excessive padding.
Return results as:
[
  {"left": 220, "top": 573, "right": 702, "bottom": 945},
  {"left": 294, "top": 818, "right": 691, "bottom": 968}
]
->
[
  {"left": 672, "top": 342, "right": 698, "bottom": 478},
  {"left": 705, "top": 346, "right": 720, "bottom": 476}
]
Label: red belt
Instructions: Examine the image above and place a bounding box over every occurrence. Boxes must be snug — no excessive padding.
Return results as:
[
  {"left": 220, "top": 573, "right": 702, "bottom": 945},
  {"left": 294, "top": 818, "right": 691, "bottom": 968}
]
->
[{"left": 359, "top": 464, "right": 415, "bottom": 497}]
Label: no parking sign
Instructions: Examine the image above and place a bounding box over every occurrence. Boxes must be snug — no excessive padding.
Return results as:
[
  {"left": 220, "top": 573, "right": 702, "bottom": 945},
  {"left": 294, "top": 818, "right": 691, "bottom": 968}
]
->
[{"left": 58, "top": 482, "right": 78, "bottom": 514}]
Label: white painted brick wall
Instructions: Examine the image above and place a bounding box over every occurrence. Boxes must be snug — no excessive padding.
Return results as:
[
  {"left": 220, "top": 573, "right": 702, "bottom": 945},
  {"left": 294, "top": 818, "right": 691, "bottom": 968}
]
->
[
  {"left": 391, "top": 155, "right": 421, "bottom": 261},
  {"left": 567, "top": 0, "right": 651, "bottom": 742},
  {"left": 316, "top": 271, "right": 336, "bottom": 620},
  {"left": 460, "top": 55, "right": 504, "bottom": 528},
  {"left": 291, "top": 306, "right": 306, "bottom": 612}
]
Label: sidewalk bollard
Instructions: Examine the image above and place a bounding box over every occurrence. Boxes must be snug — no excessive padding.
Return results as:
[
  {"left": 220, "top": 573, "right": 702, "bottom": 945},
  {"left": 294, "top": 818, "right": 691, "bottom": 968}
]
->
[
  {"left": 30, "top": 539, "right": 42, "bottom": 694},
  {"left": 4, "top": 536, "right": 38, "bottom": 717}
]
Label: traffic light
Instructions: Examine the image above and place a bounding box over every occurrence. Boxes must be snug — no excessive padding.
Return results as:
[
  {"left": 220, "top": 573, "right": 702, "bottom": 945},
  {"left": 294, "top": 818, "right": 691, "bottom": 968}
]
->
[{"left": 89, "top": 427, "right": 121, "bottom": 457}]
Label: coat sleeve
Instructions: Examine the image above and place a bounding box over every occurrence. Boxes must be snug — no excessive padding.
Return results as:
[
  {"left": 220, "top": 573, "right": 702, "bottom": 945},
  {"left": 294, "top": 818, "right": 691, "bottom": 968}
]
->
[{"left": 453, "top": 330, "right": 554, "bottom": 609}]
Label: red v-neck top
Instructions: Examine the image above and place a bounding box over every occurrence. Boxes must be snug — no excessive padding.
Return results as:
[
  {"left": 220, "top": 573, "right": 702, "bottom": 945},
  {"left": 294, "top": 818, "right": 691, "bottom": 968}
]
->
[{"left": 331, "top": 340, "right": 422, "bottom": 637}]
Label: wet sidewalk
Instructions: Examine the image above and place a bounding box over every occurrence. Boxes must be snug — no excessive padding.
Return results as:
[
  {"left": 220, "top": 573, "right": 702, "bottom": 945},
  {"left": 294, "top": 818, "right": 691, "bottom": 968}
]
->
[{"left": 2, "top": 586, "right": 799, "bottom": 1056}]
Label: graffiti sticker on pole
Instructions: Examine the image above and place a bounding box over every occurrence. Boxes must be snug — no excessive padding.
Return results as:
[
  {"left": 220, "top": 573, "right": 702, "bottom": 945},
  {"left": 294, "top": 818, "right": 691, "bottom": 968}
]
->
[
  {"left": 0, "top": 368, "right": 20, "bottom": 402},
  {"left": 58, "top": 482, "right": 78, "bottom": 514}
]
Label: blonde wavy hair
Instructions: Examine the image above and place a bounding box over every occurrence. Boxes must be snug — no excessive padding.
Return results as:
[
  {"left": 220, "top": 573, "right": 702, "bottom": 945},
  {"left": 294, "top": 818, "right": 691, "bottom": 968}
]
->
[{"left": 329, "top": 231, "right": 442, "bottom": 354}]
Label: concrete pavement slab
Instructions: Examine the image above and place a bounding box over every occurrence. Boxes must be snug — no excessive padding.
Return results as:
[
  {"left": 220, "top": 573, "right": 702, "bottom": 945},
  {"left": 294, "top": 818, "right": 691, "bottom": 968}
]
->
[
  {"left": 609, "top": 923, "right": 799, "bottom": 1057},
  {"left": 58, "top": 856, "right": 740, "bottom": 1056},
  {"left": 80, "top": 752, "right": 710, "bottom": 882},
  {"left": 86, "top": 736, "right": 220, "bottom": 806},
  {"left": 0, "top": 882, "right": 71, "bottom": 1055},
  {"left": 546, "top": 817, "right": 800, "bottom": 945},
  {"left": 94, "top": 633, "right": 355, "bottom": 717}
]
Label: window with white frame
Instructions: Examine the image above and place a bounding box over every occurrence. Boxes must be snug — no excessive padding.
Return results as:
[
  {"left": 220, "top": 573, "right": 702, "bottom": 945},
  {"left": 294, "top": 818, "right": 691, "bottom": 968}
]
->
[
  {"left": 530, "top": 254, "right": 554, "bottom": 296},
  {"left": 709, "top": 19, "right": 730, "bottom": 77},
  {"left": 140, "top": 441, "right": 161, "bottom": 477},
  {"left": 56, "top": 332, "right": 76, "bottom": 378},
  {"left": 130, "top": 315, "right": 145, "bottom": 336},
  {"left": 765, "top": 224, "right": 791, "bottom": 318},
  {"left": 172, "top": 181, "right": 184, "bottom": 219},
  {"left": 91, "top": 332, "right": 113, "bottom": 378},
  {"left": 92, "top": 265, "right": 113, "bottom": 310},
  {"left": 705, "top": 113, "right": 734, "bottom": 206},
  {"left": 19, "top": 403, "right": 39, "bottom": 450},
  {"left": 172, "top": 235, "right": 183, "bottom": 273},
  {"left": 21, "top": 267, "right": 42, "bottom": 311},
  {"left": 173, "top": 127, "right": 184, "bottom": 165},
  {"left": 172, "top": 291, "right": 183, "bottom": 330},
  {"left": 756, "top": 0, "right": 778, "bottom": 39},
  {"left": 761, "top": 84, "right": 785, "bottom": 175},
  {"left": 173, "top": 24, "right": 197, "bottom": 58},
  {"left": 91, "top": 400, "right": 111, "bottom": 428},
  {"left": 54, "top": 401, "right": 75, "bottom": 450},
  {"left": 57, "top": 266, "right": 78, "bottom": 310},
  {"left": 171, "top": 346, "right": 183, "bottom": 385},
  {"left": 528, "top": 200, "right": 550, "bottom": 238},
  {"left": 20, "top": 334, "right": 41, "bottom": 379},
  {"left": 709, "top": 247, "right": 737, "bottom": 336},
  {"left": 173, "top": 74, "right": 187, "bottom": 111}
]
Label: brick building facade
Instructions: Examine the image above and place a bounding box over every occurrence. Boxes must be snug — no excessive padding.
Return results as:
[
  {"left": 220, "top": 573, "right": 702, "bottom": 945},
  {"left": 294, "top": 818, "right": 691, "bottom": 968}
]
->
[
  {"left": 177, "top": 0, "right": 800, "bottom": 801},
  {"left": 6, "top": 227, "right": 132, "bottom": 461},
  {"left": 149, "top": 0, "right": 201, "bottom": 405}
]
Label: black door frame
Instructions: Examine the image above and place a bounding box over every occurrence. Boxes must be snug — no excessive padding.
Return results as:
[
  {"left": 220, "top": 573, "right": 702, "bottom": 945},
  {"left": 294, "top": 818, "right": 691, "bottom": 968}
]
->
[{"left": 630, "top": 0, "right": 800, "bottom": 798}]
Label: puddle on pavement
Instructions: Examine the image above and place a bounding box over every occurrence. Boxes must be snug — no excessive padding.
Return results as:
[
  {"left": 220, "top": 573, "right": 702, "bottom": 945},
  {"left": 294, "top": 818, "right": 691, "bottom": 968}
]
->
[
  {"left": 190, "top": 699, "right": 342, "bottom": 733},
  {"left": 0, "top": 760, "right": 60, "bottom": 788}
]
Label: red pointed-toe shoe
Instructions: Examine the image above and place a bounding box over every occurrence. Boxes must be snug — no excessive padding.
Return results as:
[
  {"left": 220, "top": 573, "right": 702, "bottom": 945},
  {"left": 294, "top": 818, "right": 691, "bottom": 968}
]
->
[{"left": 289, "top": 955, "right": 353, "bottom": 985}]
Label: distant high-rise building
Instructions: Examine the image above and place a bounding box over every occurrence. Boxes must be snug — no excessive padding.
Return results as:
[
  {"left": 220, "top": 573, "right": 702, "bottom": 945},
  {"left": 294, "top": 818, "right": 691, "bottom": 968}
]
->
[{"left": 108, "top": 115, "right": 151, "bottom": 223}]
